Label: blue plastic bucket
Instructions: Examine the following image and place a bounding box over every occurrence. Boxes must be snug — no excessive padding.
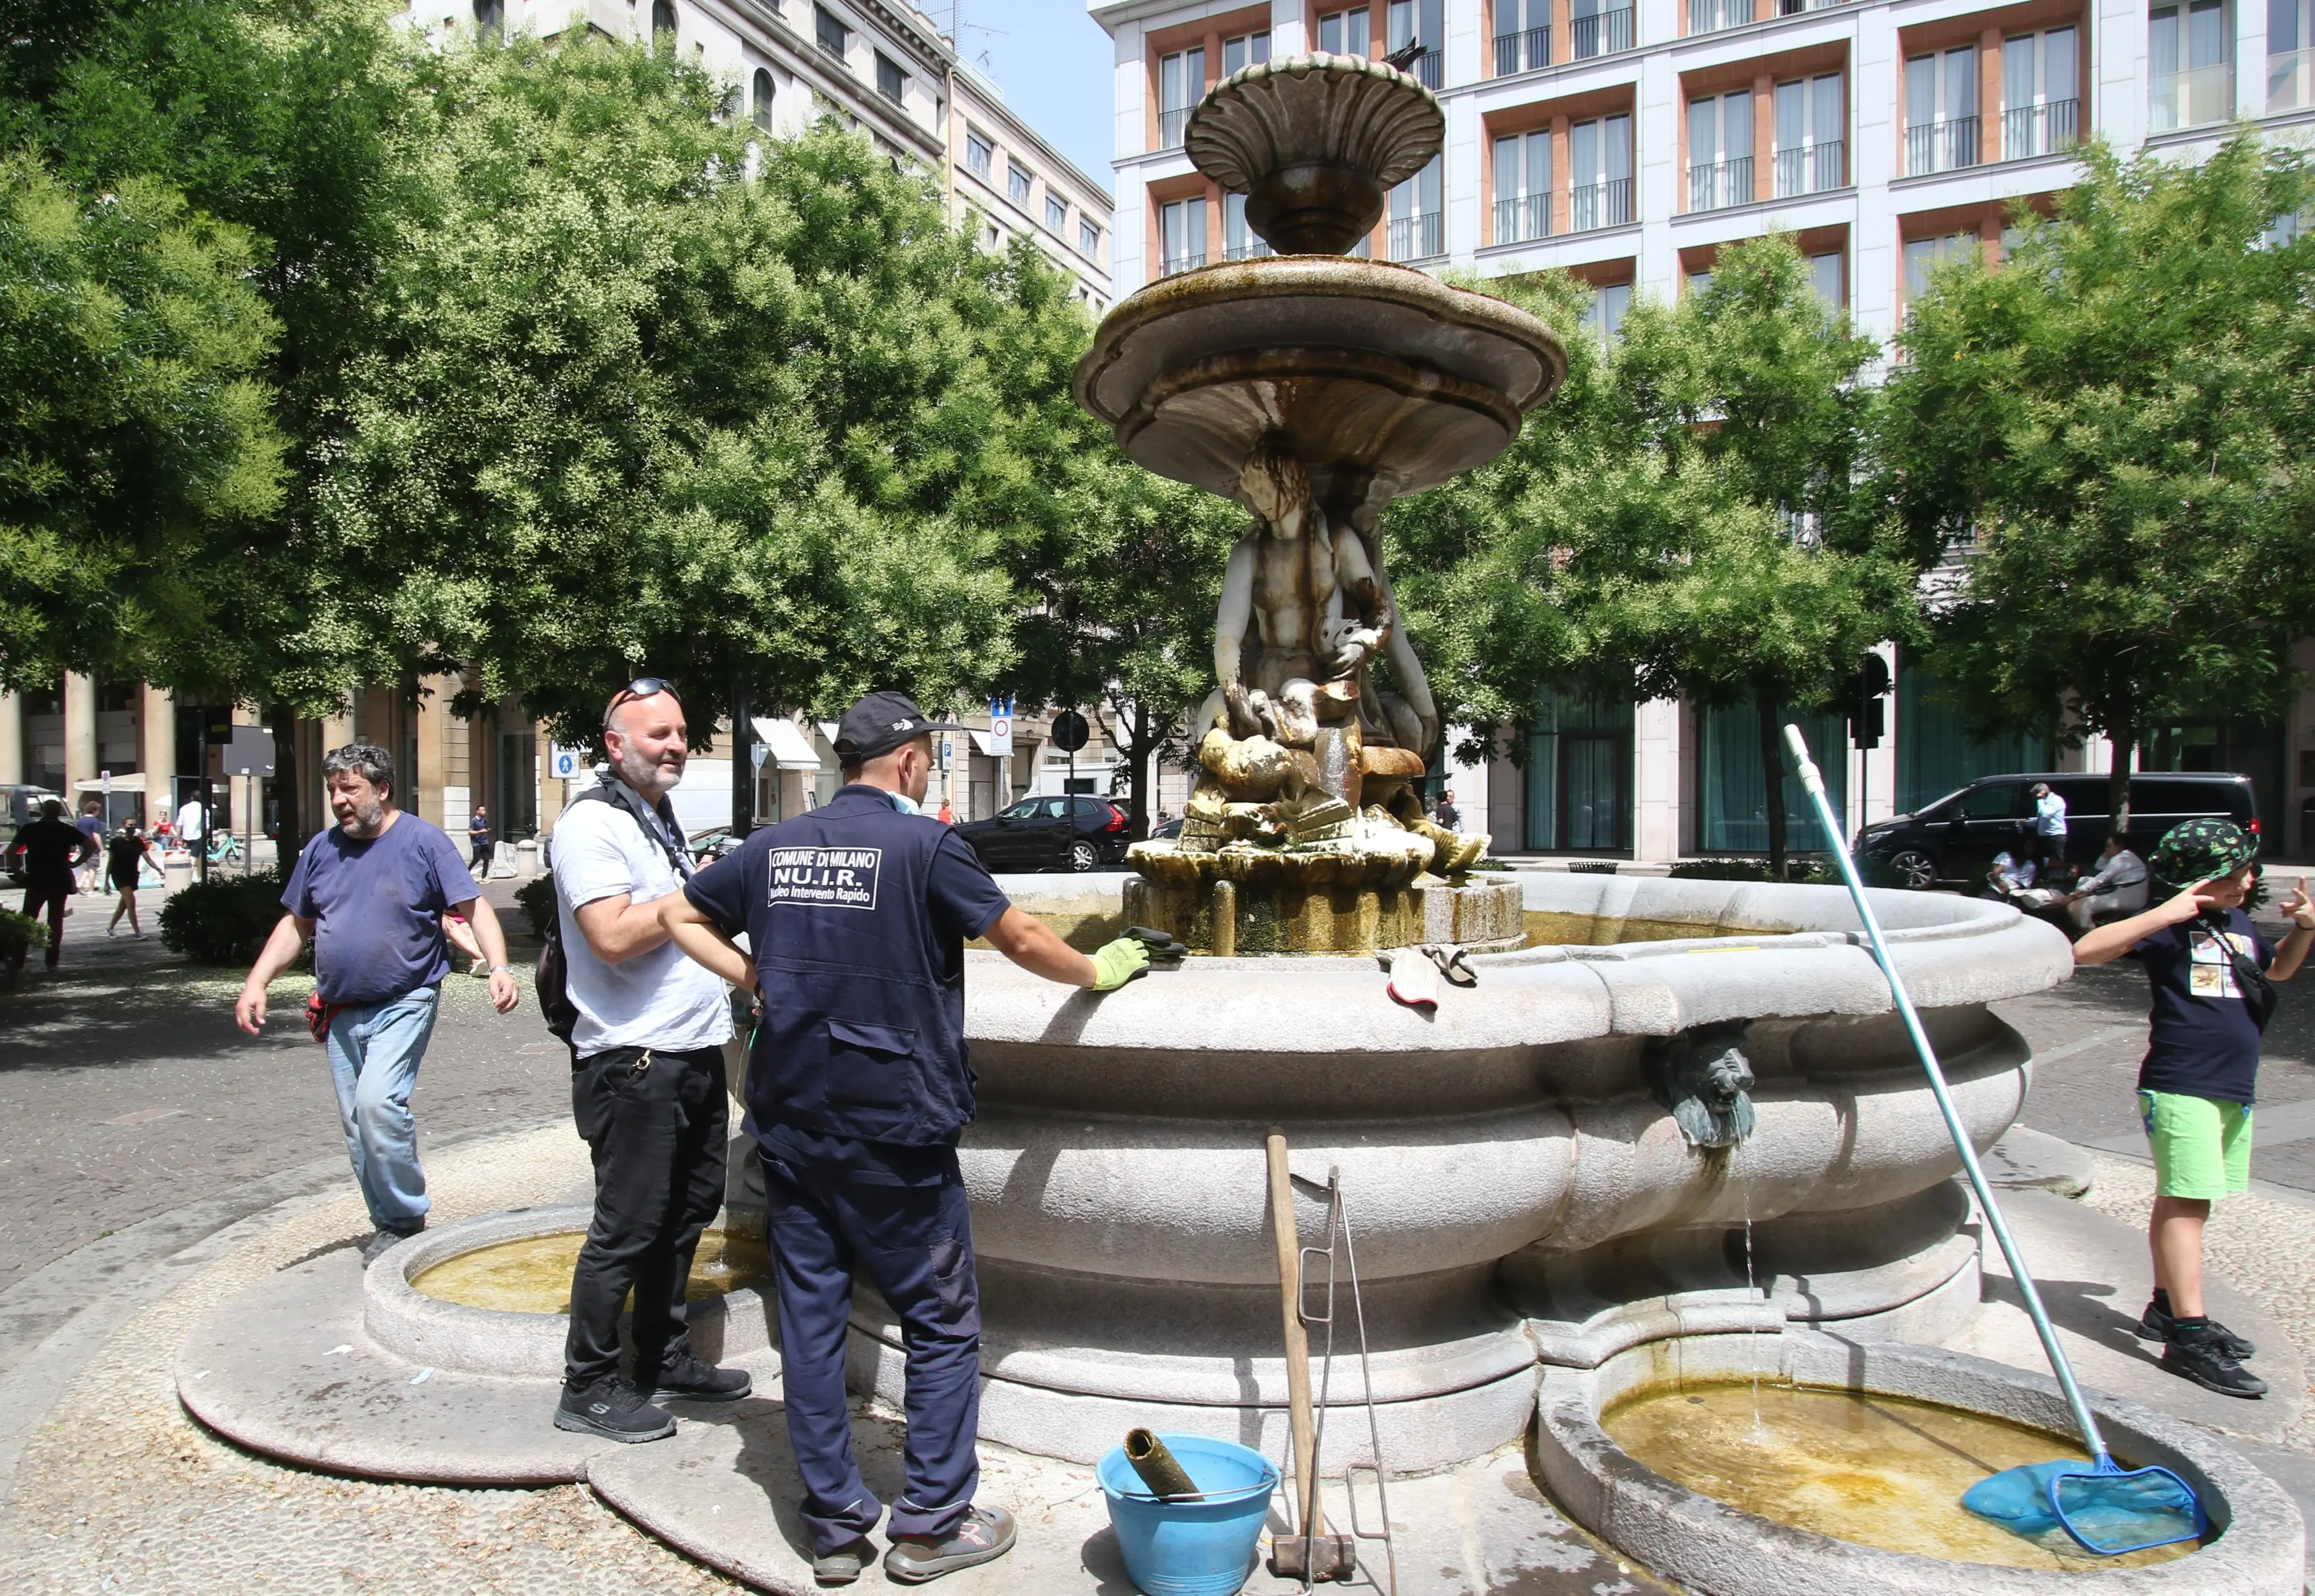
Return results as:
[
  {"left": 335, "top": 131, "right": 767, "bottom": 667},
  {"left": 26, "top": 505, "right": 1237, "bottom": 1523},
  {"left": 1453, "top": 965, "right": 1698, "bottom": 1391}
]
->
[{"left": 1097, "top": 1434, "right": 1280, "bottom": 1596}]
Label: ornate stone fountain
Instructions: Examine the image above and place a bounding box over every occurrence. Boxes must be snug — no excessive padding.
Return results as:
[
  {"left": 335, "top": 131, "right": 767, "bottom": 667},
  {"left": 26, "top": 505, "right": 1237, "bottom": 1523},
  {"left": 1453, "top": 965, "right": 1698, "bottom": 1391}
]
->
[{"left": 1078, "top": 53, "right": 1555, "bottom": 954}]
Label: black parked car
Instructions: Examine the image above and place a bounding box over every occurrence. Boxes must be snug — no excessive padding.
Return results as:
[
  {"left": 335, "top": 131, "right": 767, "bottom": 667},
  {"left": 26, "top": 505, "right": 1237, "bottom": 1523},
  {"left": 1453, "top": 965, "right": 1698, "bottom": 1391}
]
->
[
  {"left": 954, "top": 794, "right": 1130, "bottom": 873},
  {"left": 1854, "top": 771, "right": 2259, "bottom": 889}
]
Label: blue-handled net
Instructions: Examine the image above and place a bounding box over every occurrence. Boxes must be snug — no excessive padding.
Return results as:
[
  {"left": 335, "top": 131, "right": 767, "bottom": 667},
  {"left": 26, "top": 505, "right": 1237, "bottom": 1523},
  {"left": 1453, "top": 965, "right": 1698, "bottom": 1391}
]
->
[{"left": 1961, "top": 1455, "right": 2204, "bottom": 1554}]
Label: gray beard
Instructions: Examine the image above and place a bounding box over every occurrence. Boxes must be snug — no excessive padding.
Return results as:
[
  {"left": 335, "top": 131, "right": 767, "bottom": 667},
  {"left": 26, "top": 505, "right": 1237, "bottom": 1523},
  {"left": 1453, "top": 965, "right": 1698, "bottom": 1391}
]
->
[{"left": 341, "top": 799, "right": 387, "bottom": 837}]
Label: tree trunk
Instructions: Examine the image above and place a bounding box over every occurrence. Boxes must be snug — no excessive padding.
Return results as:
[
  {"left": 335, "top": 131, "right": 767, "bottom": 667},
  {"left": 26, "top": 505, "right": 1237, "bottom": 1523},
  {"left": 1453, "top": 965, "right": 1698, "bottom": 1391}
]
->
[
  {"left": 267, "top": 701, "right": 303, "bottom": 867},
  {"left": 1757, "top": 682, "right": 1788, "bottom": 878},
  {"left": 2107, "top": 707, "right": 2135, "bottom": 840}
]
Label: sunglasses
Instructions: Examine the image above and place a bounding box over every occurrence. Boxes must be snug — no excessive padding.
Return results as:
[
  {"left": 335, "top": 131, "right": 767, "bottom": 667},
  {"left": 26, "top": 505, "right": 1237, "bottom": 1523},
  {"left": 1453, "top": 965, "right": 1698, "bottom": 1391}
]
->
[{"left": 604, "top": 676, "right": 674, "bottom": 728}]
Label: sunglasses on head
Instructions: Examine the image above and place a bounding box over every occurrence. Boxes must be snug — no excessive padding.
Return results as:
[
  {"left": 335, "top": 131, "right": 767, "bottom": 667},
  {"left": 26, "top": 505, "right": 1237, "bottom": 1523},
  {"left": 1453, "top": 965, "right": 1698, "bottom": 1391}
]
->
[{"left": 604, "top": 676, "right": 674, "bottom": 728}]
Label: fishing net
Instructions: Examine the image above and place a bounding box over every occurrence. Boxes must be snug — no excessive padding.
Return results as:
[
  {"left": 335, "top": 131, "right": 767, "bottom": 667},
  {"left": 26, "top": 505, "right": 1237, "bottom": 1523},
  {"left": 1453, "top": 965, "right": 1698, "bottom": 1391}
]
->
[{"left": 1963, "top": 1457, "right": 2204, "bottom": 1555}]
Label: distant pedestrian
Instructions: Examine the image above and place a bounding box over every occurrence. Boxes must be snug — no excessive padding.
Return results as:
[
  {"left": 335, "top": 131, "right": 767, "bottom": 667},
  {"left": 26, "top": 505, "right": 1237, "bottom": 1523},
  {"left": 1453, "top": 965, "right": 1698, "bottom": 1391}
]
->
[
  {"left": 9, "top": 799, "right": 95, "bottom": 973},
  {"left": 2030, "top": 781, "right": 2068, "bottom": 870},
  {"left": 549, "top": 679, "right": 747, "bottom": 1444},
  {"left": 937, "top": 797, "right": 955, "bottom": 825},
  {"left": 105, "top": 819, "right": 163, "bottom": 939},
  {"left": 2074, "top": 819, "right": 2315, "bottom": 1399},
  {"left": 2061, "top": 836, "right": 2149, "bottom": 933},
  {"left": 75, "top": 802, "right": 104, "bottom": 892},
  {"left": 233, "top": 745, "right": 521, "bottom": 1261},
  {"left": 468, "top": 804, "right": 493, "bottom": 870},
  {"left": 1434, "top": 786, "right": 1461, "bottom": 830},
  {"left": 175, "top": 790, "right": 207, "bottom": 856}
]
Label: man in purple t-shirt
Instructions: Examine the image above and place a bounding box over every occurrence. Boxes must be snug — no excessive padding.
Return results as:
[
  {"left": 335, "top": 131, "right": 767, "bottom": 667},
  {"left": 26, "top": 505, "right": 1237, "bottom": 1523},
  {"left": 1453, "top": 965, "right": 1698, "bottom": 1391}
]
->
[{"left": 235, "top": 744, "right": 520, "bottom": 1260}]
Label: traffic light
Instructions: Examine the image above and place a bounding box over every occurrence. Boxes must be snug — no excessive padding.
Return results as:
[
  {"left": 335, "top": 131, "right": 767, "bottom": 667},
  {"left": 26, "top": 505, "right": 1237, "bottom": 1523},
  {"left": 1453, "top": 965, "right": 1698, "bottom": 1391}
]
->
[{"left": 1844, "top": 655, "right": 1891, "bottom": 749}]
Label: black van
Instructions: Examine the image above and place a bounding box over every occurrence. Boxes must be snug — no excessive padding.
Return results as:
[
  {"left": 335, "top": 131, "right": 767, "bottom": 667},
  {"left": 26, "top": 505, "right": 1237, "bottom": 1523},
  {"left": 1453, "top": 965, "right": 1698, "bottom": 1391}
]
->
[{"left": 1853, "top": 771, "right": 2259, "bottom": 889}]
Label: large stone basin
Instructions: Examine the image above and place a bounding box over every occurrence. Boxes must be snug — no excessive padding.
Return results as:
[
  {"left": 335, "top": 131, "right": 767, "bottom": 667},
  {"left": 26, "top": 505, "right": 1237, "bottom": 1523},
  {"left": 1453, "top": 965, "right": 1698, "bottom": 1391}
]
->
[{"left": 838, "top": 872, "right": 2071, "bottom": 1472}]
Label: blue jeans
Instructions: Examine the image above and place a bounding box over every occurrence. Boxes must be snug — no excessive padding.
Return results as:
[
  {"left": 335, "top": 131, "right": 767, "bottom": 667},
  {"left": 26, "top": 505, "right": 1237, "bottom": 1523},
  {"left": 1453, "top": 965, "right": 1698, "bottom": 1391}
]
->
[{"left": 324, "top": 986, "right": 440, "bottom": 1230}]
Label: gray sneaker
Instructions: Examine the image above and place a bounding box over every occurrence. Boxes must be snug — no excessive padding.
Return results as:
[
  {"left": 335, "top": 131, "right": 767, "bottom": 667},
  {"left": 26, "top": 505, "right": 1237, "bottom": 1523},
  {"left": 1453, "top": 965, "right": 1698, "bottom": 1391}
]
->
[
  {"left": 359, "top": 1223, "right": 423, "bottom": 1264},
  {"left": 884, "top": 1505, "right": 1016, "bottom": 1584},
  {"left": 811, "top": 1539, "right": 874, "bottom": 1586}
]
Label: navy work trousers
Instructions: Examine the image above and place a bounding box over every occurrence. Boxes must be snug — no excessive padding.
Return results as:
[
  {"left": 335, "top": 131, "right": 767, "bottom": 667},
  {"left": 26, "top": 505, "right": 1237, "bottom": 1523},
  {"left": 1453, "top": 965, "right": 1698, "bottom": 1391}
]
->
[
  {"left": 564, "top": 1045, "right": 729, "bottom": 1386},
  {"left": 759, "top": 1142, "right": 981, "bottom": 1554}
]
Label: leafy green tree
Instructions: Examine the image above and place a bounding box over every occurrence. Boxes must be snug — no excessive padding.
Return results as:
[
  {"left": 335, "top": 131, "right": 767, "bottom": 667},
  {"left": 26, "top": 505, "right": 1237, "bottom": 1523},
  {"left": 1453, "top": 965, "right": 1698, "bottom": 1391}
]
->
[
  {"left": 1885, "top": 138, "right": 2315, "bottom": 828},
  {"left": 0, "top": 157, "right": 285, "bottom": 687},
  {"left": 1395, "top": 237, "right": 1920, "bottom": 871}
]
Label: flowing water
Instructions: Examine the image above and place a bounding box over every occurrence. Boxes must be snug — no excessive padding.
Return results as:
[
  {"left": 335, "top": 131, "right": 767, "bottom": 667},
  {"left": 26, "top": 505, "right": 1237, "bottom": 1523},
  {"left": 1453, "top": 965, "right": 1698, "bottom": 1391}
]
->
[
  {"left": 1604, "top": 1383, "right": 2199, "bottom": 1571},
  {"left": 410, "top": 1229, "right": 773, "bottom": 1314}
]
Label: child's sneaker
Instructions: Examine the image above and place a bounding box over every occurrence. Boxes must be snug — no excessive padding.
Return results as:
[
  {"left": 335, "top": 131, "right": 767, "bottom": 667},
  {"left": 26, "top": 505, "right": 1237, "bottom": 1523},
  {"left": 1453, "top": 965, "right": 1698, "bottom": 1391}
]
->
[
  {"left": 2136, "top": 1295, "right": 2255, "bottom": 1359},
  {"left": 2160, "top": 1319, "right": 2268, "bottom": 1398}
]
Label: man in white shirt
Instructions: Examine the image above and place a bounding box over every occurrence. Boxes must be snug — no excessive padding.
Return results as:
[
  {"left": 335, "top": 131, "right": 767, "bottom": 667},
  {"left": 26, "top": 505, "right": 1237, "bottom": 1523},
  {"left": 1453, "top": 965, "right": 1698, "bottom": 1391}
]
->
[
  {"left": 175, "top": 792, "right": 206, "bottom": 852},
  {"left": 551, "top": 679, "right": 748, "bottom": 1444},
  {"left": 2062, "top": 836, "right": 2151, "bottom": 932}
]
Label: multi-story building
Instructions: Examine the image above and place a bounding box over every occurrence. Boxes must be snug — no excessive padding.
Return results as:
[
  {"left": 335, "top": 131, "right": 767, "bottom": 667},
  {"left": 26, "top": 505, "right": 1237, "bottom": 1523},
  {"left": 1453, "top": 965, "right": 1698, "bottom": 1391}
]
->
[{"left": 1093, "top": 0, "right": 2315, "bottom": 860}]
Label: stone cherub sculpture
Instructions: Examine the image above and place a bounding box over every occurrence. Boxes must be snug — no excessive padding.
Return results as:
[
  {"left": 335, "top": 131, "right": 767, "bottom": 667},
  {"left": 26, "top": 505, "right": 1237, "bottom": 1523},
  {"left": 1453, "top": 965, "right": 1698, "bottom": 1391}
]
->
[
  {"left": 1643, "top": 1021, "right": 1759, "bottom": 1150},
  {"left": 1178, "top": 436, "right": 1486, "bottom": 870}
]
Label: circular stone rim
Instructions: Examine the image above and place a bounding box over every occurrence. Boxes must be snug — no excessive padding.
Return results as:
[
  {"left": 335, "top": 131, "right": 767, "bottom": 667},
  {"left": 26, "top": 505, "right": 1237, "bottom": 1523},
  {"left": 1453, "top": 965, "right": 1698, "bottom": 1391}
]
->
[
  {"left": 1183, "top": 51, "right": 1445, "bottom": 195},
  {"left": 1533, "top": 1333, "right": 2304, "bottom": 1595},
  {"left": 1074, "top": 255, "right": 1566, "bottom": 429}
]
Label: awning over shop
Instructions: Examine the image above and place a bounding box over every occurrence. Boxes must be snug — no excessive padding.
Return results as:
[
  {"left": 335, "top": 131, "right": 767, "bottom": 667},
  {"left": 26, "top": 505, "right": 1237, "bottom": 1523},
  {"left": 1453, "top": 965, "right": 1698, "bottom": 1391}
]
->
[
  {"left": 73, "top": 773, "right": 148, "bottom": 792},
  {"left": 751, "top": 717, "right": 824, "bottom": 772},
  {"left": 968, "top": 730, "right": 997, "bottom": 757}
]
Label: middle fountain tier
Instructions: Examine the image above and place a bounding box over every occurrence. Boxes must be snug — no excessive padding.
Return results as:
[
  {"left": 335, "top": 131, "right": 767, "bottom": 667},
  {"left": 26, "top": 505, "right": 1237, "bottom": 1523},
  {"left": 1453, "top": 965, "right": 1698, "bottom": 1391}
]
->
[{"left": 1076, "top": 51, "right": 1564, "bottom": 954}]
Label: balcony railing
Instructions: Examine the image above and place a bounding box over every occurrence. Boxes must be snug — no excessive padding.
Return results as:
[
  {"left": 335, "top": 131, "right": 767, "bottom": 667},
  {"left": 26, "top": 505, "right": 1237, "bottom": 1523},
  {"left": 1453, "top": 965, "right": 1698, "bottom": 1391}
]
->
[
  {"left": 1159, "top": 105, "right": 1192, "bottom": 149},
  {"left": 2270, "top": 48, "right": 2315, "bottom": 112},
  {"left": 2151, "top": 64, "right": 2229, "bottom": 131},
  {"left": 1687, "top": 0, "right": 1748, "bottom": 34},
  {"left": 1223, "top": 238, "right": 1272, "bottom": 261},
  {"left": 1773, "top": 140, "right": 1843, "bottom": 196},
  {"left": 1570, "top": 177, "right": 1633, "bottom": 231},
  {"left": 1493, "top": 193, "right": 1551, "bottom": 244},
  {"left": 2001, "top": 98, "right": 2080, "bottom": 159},
  {"left": 1568, "top": 5, "right": 1634, "bottom": 60},
  {"left": 1387, "top": 209, "right": 1445, "bottom": 259},
  {"left": 1493, "top": 25, "right": 1549, "bottom": 75},
  {"left": 1409, "top": 47, "right": 1442, "bottom": 88},
  {"left": 1904, "top": 116, "right": 1979, "bottom": 175},
  {"left": 1687, "top": 156, "right": 1753, "bottom": 212},
  {"left": 1160, "top": 249, "right": 1207, "bottom": 275}
]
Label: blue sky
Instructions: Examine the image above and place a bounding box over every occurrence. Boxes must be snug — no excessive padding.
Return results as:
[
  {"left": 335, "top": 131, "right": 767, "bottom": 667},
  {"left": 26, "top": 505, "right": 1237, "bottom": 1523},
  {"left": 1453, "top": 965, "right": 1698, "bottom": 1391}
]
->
[{"left": 945, "top": 0, "right": 1117, "bottom": 194}]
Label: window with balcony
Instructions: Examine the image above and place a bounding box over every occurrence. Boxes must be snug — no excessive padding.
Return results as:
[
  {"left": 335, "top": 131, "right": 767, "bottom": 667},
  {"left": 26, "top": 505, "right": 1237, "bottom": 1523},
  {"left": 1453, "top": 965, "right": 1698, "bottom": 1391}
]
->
[
  {"left": 1495, "top": 0, "right": 1550, "bottom": 74},
  {"left": 1224, "top": 192, "right": 1272, "bottom": 259},
  {"left": 1318, "top": 9, "right": 1372, "bottom": 54},
  {"left": 1223, "top": 30, "right": 1272, "bottom": 75},
  {"left": 1047, "top": 195, "right": 1067, "bottom": 231},
  {"left": 1688, "top": 91, "right": 1753, "bottom": 212},
  {"left": 1387, "top": 0, "right": 1445, "bottom": 86},
  {"left": 1774, "top": 73, "right": 1844, "bottom": 196},
  {"left": 1581, "top": 281, "right": 1632, "bottom": 341},
  {"left": 2273, "top": 0, "right": 2314, "bottom": 109},
  {"left": 653, "top": 0, "right": 677, "bottom": 45},
  {"left": 876, "top": 52, "right": 906, "bottom": 104},
  {"left": 1387, "top": 155, "right": 1444, "bottom": 258},
  {"left": 1493, "top": 128, "right": 1552, "bottom": 242},
  {"left": 1571, "top": 0, "right": 1636, "bottom": 60},
  {"left": 2002, "top": 28, "right": 2079, "bottom": 158},
  {"left": 1571, "top": 115, "right": 1634, "bottom": 230},
  {"left": 814, "top": 4, "right": 848, "bottom": 60},
  {"left": 1009, "top": 163, "right": 1032, "bottom": 204},
  {"left": 1905, "top": 47, "right": 1979, "bottom": 174},
  {"left": 966, "top": 128, "right": 993, "bottom": 178},
  {"left": 2151, "top": 0, "right": 2229, "bottom": 129},
  {"left": 1904, "top": 230, "right": 1978, "bottom": 310},
  {"left": 1689, "top": 0, "right": 1750, "bottom": 35},
  {"left": 1810, "top": 249, "right": 1843, "bottom": 307},
  {"left": 1160, "top": 196, "right": 1208, "bottom": 274},
  {"left": 1080, "top": 218, "right": 1103, "bottom": 256},
  {"left": 752, "top": 68, "right": 776, "bottom": 132},
  {"left": 1160, "top": 48, "right": 1206, "bottom": 148}
]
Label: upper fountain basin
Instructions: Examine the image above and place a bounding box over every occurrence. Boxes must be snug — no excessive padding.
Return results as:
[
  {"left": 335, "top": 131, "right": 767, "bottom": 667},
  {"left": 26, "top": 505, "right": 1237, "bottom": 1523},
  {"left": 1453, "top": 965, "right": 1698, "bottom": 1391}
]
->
[{"left": 1073, "top": 256, "right": 1564, "bottom": 503}]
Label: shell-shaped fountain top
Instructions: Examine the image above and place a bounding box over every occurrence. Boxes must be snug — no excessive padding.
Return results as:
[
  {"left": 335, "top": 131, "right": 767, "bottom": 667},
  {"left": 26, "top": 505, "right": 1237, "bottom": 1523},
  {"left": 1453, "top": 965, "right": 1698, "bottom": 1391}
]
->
[{"left": 1182, "top": 53, "right": 1444, "bottom": 255}]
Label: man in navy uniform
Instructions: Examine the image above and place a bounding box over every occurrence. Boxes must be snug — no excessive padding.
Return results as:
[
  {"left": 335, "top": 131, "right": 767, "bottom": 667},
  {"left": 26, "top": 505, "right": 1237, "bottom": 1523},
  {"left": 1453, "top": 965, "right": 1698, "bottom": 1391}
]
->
[{"left": 662, "top": 691, "right": 1151, "bottom": 1586}]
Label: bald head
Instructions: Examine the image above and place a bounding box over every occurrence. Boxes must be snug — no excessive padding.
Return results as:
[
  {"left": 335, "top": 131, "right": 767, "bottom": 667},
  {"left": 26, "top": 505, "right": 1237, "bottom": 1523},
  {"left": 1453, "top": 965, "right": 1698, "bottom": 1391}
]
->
[{"left": 604, "top": 689, "right": 688, "bottom": 801}]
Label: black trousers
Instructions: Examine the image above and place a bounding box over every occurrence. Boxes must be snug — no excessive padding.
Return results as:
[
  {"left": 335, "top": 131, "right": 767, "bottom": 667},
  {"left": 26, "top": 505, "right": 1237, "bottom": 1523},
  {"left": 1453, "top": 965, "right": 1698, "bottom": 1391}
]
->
[
  {"left": 16, "top": 884, "right": 66, "bottom": 968},
  {"left": 563, "top": 1043, "right": 729, "bottom": 1387}
]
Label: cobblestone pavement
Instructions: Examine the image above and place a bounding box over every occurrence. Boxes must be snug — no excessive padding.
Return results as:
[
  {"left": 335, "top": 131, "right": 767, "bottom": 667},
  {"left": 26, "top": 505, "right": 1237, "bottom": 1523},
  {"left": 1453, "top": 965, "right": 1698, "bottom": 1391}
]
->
[{"left": 0, "top": 880, "right": 565, "bottom": 1297}]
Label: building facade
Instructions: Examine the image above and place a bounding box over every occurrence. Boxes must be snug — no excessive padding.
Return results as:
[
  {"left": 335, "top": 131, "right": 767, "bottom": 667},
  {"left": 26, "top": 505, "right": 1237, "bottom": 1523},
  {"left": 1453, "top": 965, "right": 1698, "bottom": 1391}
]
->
[{"left": 1093, "top": 0, "right": 2315, "bottom": 859}]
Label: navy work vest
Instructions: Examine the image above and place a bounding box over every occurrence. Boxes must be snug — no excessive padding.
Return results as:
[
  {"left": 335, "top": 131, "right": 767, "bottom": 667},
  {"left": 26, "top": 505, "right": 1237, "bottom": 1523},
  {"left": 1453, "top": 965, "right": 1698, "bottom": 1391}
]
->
[{"left": 737, "top": 788, "right": 976, "bottom": 1146}]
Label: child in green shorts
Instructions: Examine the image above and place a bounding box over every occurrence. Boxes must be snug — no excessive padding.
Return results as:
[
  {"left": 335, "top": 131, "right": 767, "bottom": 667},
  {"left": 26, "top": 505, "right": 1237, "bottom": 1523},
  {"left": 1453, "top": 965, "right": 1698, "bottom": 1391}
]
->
[{"left": 2074, "top": 818, "right": 2315, "bottom": 1398}]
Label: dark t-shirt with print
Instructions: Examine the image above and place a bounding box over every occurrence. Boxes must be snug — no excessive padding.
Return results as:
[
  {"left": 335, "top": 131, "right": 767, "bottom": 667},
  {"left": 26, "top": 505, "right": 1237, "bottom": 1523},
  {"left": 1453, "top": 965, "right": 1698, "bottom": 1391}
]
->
[{"left": 2134, "top": 907, "right": 2273, "bottom": 1106}]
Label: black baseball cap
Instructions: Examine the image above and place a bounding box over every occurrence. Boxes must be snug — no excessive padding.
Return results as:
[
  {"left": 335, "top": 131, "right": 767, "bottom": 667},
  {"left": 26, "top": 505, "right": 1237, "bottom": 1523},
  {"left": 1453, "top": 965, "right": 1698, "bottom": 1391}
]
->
[{"left": 835, "top": 691, "right": 965, "bottom": 763}]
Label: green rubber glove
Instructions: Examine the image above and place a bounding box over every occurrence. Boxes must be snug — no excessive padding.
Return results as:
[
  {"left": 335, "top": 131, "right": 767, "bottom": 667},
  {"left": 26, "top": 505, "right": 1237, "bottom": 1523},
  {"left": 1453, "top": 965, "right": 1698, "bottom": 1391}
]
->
[{"left": 1089, "top": 935, "right": 1152, "bottom": 991}]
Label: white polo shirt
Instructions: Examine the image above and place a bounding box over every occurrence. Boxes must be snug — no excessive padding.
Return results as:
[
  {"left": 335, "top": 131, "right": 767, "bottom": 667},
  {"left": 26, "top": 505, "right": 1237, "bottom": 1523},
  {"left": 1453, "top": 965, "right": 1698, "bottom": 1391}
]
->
[{"left": 551, "top": 789, "right": 733, "bottom": 1056}]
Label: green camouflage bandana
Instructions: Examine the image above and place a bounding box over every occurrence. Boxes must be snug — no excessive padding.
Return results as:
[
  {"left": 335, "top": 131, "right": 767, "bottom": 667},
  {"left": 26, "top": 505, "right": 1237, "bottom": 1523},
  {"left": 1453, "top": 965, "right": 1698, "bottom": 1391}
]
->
[{"left": 2150, "top": 817, "right": 2259, "bottom": 889}]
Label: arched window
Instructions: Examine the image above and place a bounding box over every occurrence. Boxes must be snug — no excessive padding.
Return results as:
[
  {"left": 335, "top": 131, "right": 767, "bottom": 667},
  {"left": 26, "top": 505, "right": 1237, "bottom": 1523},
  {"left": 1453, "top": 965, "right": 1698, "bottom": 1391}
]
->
[
  {"left": 472, "top": 0, "right": 504, "bottom": 38},
  {"left": 752, "top": 68, "right": 776, "bottom": 131},
  {"left": 651, "top": 1, "right": 677, "bottom": 46}
]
